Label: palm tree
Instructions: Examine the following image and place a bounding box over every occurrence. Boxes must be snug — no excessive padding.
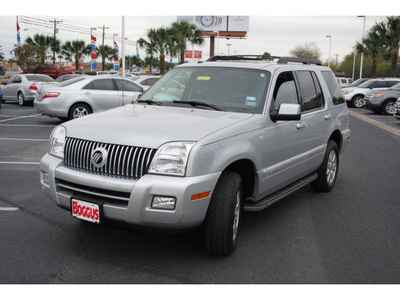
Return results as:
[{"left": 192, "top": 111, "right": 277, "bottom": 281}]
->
[
  {"left": 137, "top": 27, "right": 176, "bottom": 75},
  {"left": 375, "top": 16, "right": 400, "bottom": 77},
  {"left": 171, "top": 20, "right": 204, "bottom": 64},
  {"left": 356, "top": 24, "right": 385, "bottom": 78},
  {"left": 97, "top": 45, "right": 117, "bottom": 71},
  {"left": 61, "top": 40, "right": 92, "bottom": 70},
  {"left": 25, "top": 34, "right": 52, "bottom": 64}
]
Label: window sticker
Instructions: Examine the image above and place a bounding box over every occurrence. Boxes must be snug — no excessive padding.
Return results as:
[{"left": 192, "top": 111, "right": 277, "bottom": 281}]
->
[
  {"left": 245, "top": 96, "right": 257, "bottom": 106},
  {"left": 196, "top": 76, "right": 211, "bottom": 81}
]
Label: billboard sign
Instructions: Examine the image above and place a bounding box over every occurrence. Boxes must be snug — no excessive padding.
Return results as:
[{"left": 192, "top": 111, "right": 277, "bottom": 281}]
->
[{"left": 177, "top": 16, "right": 249, "bottom": 32}]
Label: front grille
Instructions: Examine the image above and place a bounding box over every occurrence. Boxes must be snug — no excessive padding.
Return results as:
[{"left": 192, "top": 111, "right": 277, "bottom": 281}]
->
[{"left": 64, "top": 137, "right": 157, "bottom": 179}]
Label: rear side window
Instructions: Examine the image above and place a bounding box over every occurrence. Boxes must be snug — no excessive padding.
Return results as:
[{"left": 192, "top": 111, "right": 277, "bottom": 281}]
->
[
  {"left": 296, "top": 71, "right": 325, "bottom": 111},
  {"left": 84, "top": 79, "right": 116, "bottom": 91},
  {"left": 386, "top": 81, "right": 400, "bottom": 87},
  {"left": 321, "top": 71, "right": 345, "bottom": 105}
]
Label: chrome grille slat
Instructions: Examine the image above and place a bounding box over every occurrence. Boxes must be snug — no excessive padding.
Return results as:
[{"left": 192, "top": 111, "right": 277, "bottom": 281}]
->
[{"left": 64, "top": 137, "right": 155, "bottom": 179}]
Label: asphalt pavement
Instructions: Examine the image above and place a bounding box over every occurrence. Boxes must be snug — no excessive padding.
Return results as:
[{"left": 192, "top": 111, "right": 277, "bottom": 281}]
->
[{"left": 0, "top": 103, "right": 399, "bottom": 288}]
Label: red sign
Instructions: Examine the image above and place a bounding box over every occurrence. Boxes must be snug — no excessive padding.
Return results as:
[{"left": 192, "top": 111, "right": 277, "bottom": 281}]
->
[{"left": 185, "top": 50, "right": 202, "bottom": 59}]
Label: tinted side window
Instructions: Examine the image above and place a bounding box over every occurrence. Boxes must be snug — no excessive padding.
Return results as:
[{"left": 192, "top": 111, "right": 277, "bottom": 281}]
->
[
  {"left": 296, "top": 71, "right": 323, "bottom": 112},
  {"left": 372, "top": 81, "right": 386, "bottom": 88},
  {"left": 387, "top": 81, "right": 399, "bottom": 87},
  {"left": 84, "top": 79, "right": 115, "bottom": 91},
  {"left": 321, "top": 71, "right": 345, "bottom": 105},
  {"left": 272, "top": 71, "right": 299, "bottom": 111},
  {"left": 114, "top": 79, "right": 143, "bottom": 92}
]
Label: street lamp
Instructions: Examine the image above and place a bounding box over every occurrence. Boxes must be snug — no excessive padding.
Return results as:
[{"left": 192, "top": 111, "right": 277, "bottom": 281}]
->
[
  {"left": 358, "top": 16, "right": 366, "bottom": 79},
  {"left": 326, "top": 35, "right": 332, "bottom": 68},
  {"left": 352, "top": 46, "right": 356, "bottom": 80}
]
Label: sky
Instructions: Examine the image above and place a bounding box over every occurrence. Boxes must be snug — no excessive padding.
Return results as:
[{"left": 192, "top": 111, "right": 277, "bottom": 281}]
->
[{"left": 0, "top": 1, "right": 395, "bottom": 64}]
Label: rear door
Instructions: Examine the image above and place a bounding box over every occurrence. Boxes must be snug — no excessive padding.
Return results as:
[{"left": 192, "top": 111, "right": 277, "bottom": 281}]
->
[{"left": 81, "top": 78, "right": 121, "bottom": 112}]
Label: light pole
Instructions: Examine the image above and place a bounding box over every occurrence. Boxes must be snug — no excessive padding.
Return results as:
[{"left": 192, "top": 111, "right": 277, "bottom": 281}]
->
[
  {"left": 358, "top": 16, "right": 366, "bottom": 79},
  {"left": 352, "top": 46, "right": 356, "bottom": 80},
  {"left": 326, "top": 35, "right": 332, "bottom": 68}
]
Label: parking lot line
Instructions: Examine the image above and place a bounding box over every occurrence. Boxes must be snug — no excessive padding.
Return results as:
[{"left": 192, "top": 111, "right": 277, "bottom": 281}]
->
[
  {"left": 0, "top": 114, "right": 41, "bottom": 123},
  {"left": 349, "top": 110, "right": 400, "bottom": 138},
  {"left": 0, "top": 207, "right": 19, "bottom": 211},
  {"left": 0, "top": 137, "right": 49, "bottom": 142}
]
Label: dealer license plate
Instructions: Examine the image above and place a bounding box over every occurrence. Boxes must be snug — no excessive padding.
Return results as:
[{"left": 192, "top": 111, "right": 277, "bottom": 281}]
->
[{"left": 71, "top": 199, "right": 100, "bottom": 223}]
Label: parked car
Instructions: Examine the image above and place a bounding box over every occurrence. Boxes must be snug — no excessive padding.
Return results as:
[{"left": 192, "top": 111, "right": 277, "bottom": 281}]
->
[
  {"left": 1, "top": 74, "right": 55, "bottom": 106},
  {"left": 34, "top": 75, "right": 144, "bottom": 120},
  {"left": 342, "top": 78, "right": 400, "bottom": 108},
  {"left": 392, "top": 97, "right": 400, "bottom": 120},
  {"left": 364, "top": 82, "right": 400, "bottom": 114},
  {"left": 337, "top": 77, "right": 353, "bottom": 87},
  {"left": 344, "top": 78, "right": 370, "bottom": 88},
  {"left": 55, "top": 74, "right": 82, "bottom": 82},
  {"left": 25, "top": 64, "right": 75, "bottom": 79},
  {"left": 39, "top": 56, "right": 350, "bottom": 256},
  {"left": 84, "top": 71, "right": 108, "bottom": 76},
  {"left": 133, "top": 75, "right": 161, "bottom": 90},
  {"left": 0, "top": 86, "right": 2, "bottom": 110}
]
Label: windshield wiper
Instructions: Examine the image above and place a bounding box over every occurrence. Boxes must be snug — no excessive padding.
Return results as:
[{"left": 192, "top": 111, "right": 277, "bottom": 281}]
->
[
  {"left": 136, "top": 99, "right": 163, "bottom": 106},
  {"left": 172, "top": 100, "right": 224, "bottom": 111}
]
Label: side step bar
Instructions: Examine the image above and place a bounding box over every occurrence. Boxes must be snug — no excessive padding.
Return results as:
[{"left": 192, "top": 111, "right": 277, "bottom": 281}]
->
[{"left": 243, "top": 173, "right": 318, "bottom": 212}]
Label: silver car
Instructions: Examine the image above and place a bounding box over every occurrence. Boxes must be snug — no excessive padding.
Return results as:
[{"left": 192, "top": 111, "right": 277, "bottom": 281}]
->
[
  {"left": 40, "top": 56, "right": 350, "bottom": 256},
  {"left": 34, "top": 75, "right": 144, "bottom": 120},
  {"left": 1, "top": 74, "right": 55, "bottom": 106}
]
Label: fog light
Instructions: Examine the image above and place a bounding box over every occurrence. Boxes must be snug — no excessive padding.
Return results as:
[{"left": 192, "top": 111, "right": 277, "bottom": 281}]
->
[
  {"left": 41, "top": 171, "right": 49, "bottom": 185},
  {"left": 152, "top": 196, "right": 176, "bottom": 210}
]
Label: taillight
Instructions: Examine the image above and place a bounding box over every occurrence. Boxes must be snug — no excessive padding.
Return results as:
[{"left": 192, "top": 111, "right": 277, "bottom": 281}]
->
[
  {"left": 29, "top": 83, "right": 37, "bottom": 90},
  {"left": 43, "top": 92, "right": 60, "bottom": 99}
]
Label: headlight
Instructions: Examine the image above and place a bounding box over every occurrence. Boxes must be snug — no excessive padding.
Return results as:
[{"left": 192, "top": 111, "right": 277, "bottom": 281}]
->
[
  {"left": 49, "top": 125, "right": 66, "bottom": 158},
  {"left": 148, "top": 142, "right": 195, "bottom": 176}
]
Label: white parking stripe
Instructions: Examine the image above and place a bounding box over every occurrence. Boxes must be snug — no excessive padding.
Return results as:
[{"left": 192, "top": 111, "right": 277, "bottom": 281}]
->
[
  {"left": 0, "top": 161, "right": 40, "bottom": 165},
  {"left": 0, "top": 114, "right": 41, "bottom": 123},
  {"left": 0, "top": 207, "right": 19, "bottom": 211},
  {"left": 0, "top": 137, "right": 49, "bottom": 142}
]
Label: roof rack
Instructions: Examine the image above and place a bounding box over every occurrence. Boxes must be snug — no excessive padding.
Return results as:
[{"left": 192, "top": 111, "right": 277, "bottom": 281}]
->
[{"left": 206, "top": 55, "right": 323, "bottom": 66}]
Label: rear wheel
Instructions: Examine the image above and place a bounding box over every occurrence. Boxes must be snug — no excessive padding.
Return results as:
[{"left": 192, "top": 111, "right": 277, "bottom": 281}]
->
[
  {"left": 68, "top": 103, "right": 91, "bottom": 120},
  {"left": 18, "top": 92, "right": 25, "bottom": 106},
  {"left": 311, "top": 140, "right": 339, "bottom": 193},
  {"left": 203, "top": 171, "right": 243, "bottom": 256}
]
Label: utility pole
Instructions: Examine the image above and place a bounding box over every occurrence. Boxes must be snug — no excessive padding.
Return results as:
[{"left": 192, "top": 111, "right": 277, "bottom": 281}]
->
[
  {"left": 98, "top": 25, "right": 110, "bottom": 47},
  {"left": 49, "top": 19, "right": 62, "bottom": 64}
]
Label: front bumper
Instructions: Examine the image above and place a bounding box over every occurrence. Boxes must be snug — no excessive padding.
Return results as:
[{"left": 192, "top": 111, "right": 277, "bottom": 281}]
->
[{"left": 40, "top": 153, "right": 220, "bottom": 229}]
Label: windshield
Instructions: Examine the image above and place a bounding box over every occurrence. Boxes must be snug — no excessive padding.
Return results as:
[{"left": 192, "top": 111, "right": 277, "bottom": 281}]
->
[
  {"left": 140, "top": 66, "right": 271, "bottom": 113},
  {"left": 358, "top": 80, "right": 376, "bottom": 88}
]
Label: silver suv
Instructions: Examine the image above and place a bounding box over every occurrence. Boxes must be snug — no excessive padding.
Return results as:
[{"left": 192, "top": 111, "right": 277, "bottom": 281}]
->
[{"left": 40, "top": 56, "right": 350, "bottom": 256}]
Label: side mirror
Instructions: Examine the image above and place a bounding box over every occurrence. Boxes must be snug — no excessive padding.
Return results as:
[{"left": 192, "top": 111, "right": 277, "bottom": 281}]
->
[{"left": 270, "top": 103, "right": 301, "bottom": 122}]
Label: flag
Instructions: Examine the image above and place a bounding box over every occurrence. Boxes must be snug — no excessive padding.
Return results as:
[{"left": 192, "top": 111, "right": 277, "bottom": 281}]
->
[
  {"left": 16, "top": 19, "right": 21, "bottom": 48},
  {"left": 114, "top": 41, "right": 119, "bottom": 71},
  {"left": 136, "top": 45, "right": 140, "bottom": 58},
  {"left": 91, "top": 35, "right": 97, "bottom": 69}
]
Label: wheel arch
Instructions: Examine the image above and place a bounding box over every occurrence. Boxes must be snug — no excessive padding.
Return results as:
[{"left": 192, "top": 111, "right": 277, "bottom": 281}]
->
[
  {"left": 224, "top": 159, "right": 257, "bottom": 200},
  {"left": 328, "top": 130, "right": 343, "bottom": 152}
]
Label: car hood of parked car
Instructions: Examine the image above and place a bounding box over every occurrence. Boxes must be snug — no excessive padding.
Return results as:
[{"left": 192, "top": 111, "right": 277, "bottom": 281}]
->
[{"left": 63, "top": 104, "right": 255, "bottom": 149}]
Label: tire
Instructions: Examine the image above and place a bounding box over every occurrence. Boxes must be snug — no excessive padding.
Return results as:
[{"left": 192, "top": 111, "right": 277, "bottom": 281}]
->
[
  {"left": 203, "top": 171, "right": 243, "bottom": 256},
  {"left": 382, "top": 100, "right": 395, "bottom": 115},
  {"left": 18, "top": 92, "right": 25, "bottom": 106},
  {"left": 311, "top": 140, "right": 339, "bottom": 193},
  {"left": 68, "top": 103, "right": 91, "bottom": 120},
  {"left": 351, "top": 95, "right": 364, "bottom": 108}
]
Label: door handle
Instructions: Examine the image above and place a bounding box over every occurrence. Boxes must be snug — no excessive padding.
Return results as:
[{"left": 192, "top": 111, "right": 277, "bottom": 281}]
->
[
  {"left": 296, "top": 121, "right": 306, "bottom": 130},
  {"left": 324, "top": 114, "right": 332, "bottom": 120},
  {"left": 84, "top": 92, "right": 92, "bottom": 95}
]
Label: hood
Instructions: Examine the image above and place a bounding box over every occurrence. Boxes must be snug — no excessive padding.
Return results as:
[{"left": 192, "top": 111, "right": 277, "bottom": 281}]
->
[{"left": 64, "top": 104, "right": 254, "bottom": 149}]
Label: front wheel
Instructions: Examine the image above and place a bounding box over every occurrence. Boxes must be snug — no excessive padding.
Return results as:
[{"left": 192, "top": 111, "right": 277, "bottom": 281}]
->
[
  {"left": 351, "top": 95, "right": 364, "bottom": 108},
  {"left": 311, "top": 140, "right": 339, "bottom": 193},
  {"left": 382, "top": 100, "right": 395, "bottom": 115},
  {"left": 203, "top": 171, "right": 243, "bottom": 256}
]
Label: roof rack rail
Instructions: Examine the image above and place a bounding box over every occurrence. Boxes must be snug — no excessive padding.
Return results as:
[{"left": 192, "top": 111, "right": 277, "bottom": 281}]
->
[
  {"left": 277, "top": 57, "right": 323, "bottom": 66},
  {"left": 206, "top": 55, "right": 264, "bottom": 61}
]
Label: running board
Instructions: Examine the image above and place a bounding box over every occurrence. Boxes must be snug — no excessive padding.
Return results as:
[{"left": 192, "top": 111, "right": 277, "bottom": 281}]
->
[{"left": 243, "top": 173, "right": 318, "bottom": 212}]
